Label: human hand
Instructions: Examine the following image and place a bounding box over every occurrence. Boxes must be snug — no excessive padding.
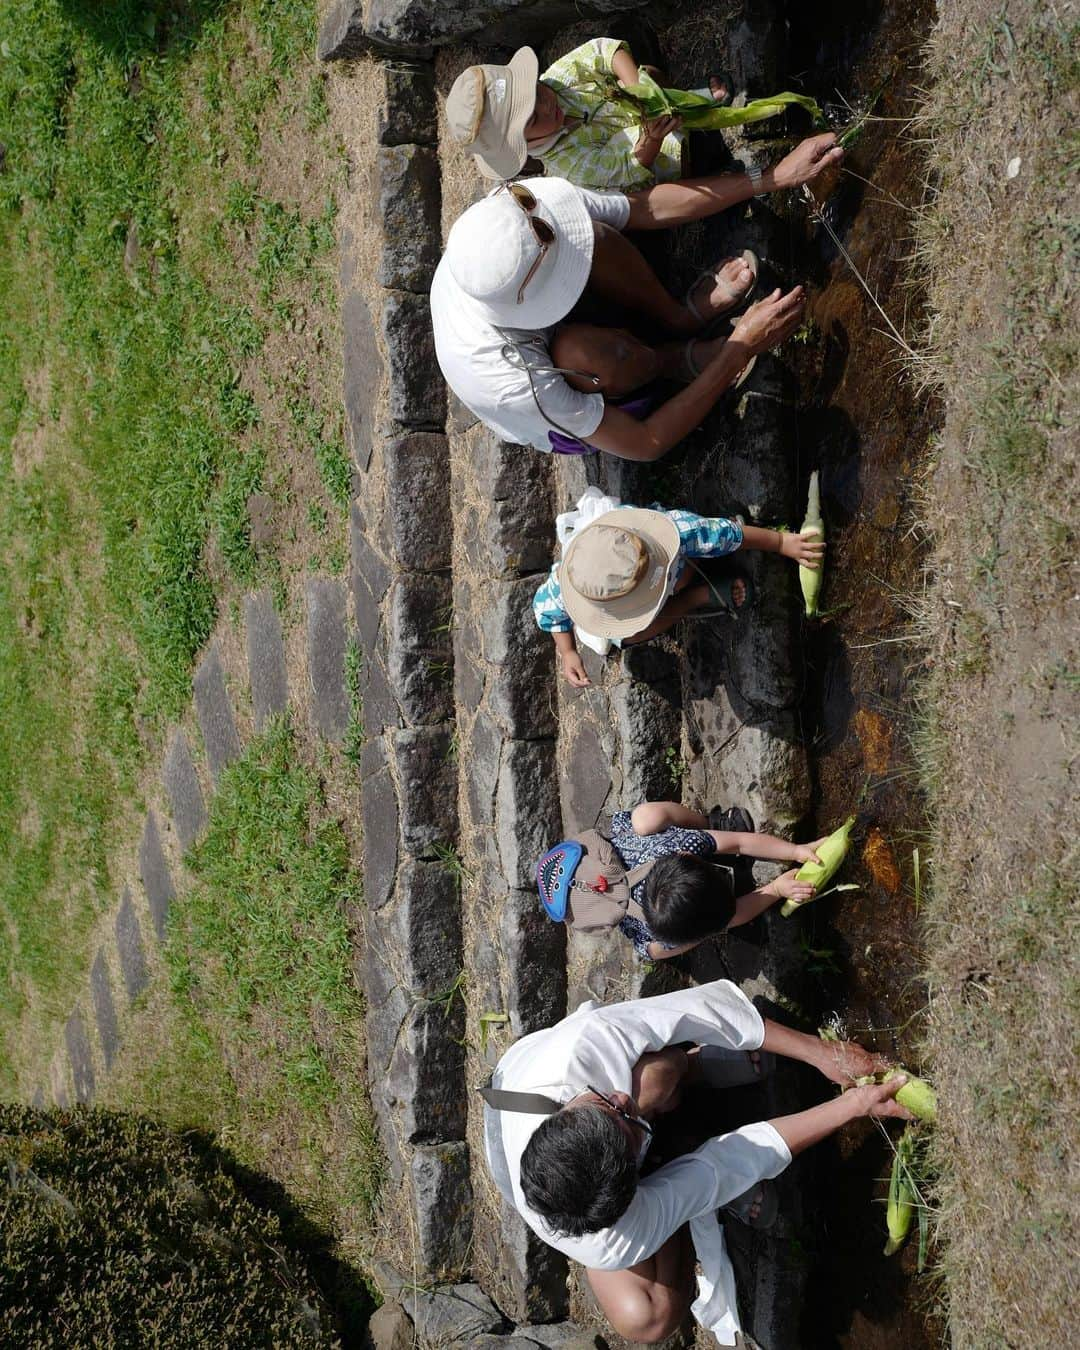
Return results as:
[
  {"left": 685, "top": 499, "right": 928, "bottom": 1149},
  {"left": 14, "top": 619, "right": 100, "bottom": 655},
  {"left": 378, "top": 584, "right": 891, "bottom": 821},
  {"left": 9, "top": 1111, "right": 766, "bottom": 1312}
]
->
[
  {"left": 772, "top": 132, "right": 843, "bottom": 190},
  {"left": 793, "top": 837, "right": 827, "bottom": 865},
  {"left": 561, "top": 648, "right": 591, "bottom": 688},
  {"left": 817, "top": 1039, "right": 891, "bottom": 1088},
  {"left": 847, "top": 1075, "right": 916, "bottom": 1121},
  {"left": 639, "top": 112, "right": 682, "bottom": 145},
  {"left": 780, "top": 529, "right": 825, "bottom": 568},
  {"left": 730, "top": 287, "right": 806, "bottom": 355},
  {"left": 768, "top": 868, "right": 815, "bottom": 907}
]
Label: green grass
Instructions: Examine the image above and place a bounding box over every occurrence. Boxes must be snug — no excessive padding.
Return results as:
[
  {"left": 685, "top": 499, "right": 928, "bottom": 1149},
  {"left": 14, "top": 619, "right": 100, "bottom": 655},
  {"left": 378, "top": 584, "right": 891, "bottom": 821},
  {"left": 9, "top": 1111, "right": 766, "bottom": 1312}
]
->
[
  {"left": 102, "top": 715, "right": 380, "bottom": 1257},
  {"left": 0, "top": 0, "right": 347, "bottom": 1095}
]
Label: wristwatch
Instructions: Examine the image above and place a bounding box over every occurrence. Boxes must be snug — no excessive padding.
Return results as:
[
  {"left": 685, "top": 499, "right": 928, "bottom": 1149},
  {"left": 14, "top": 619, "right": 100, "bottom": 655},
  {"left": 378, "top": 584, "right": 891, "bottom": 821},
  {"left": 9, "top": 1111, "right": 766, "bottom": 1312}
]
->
[{"left": 747, "top": 164, "right": 766, "bottom": 195}]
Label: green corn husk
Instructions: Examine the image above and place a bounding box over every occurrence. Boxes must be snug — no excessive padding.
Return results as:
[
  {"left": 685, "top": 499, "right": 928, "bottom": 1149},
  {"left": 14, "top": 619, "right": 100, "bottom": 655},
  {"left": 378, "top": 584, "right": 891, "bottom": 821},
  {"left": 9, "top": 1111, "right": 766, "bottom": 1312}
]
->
[
  {"left": 602, "top": 69, "right": 824, "bottom": 133},
  {"left": 884, "top": 1126, "right": 918, "bottom": 1255},
  {"left": 884, "top": 1069, "right": 938, "bottom": 1123},
  {"left": 799, "top": 470, "right": 824, "bottom": 617},
  {"left": 781, "top": 815, "right": 856, "bottom": 916}
]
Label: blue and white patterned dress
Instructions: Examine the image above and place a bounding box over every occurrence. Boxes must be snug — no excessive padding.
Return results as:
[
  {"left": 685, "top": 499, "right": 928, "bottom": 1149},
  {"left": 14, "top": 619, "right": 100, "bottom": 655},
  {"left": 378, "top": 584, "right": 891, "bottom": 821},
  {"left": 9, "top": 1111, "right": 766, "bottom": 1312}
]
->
[
  {"left": 533, "top": 506, "right": 743, "bottom": 634},
  {"left": 608, "top": 809, "right": 717, "bottom": 958}
]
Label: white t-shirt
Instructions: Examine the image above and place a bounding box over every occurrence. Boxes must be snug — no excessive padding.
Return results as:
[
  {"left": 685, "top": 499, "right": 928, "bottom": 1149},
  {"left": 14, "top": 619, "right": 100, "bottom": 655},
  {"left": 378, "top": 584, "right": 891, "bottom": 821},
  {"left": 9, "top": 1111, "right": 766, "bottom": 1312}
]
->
[
  {"left": 431, "top": 186, "right": 632, "bottom": 452},
  {"left": 482, "top": 981, "right": 793, "bottom": 1346}
]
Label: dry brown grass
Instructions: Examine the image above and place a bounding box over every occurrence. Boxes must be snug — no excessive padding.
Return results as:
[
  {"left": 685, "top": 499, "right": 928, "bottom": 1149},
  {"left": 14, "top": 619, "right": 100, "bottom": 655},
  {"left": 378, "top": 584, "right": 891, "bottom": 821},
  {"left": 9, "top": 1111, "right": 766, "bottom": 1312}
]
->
[{"left": 910, "top": 2, "right": 1079, "bottom": 1343}]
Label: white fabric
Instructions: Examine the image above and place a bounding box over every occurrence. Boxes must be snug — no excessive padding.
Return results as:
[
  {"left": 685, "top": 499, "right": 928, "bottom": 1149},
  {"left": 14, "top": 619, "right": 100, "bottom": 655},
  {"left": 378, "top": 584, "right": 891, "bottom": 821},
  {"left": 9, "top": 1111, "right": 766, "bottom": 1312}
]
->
[
  {"left": 554, "top": 487, "right": 621, "bottom": 654},
  {"left": 431, "top": 184, "right": 631, "bottom": 452},
  {"left": 482, "top": 981, "right": 793, "bottom": 1346}
]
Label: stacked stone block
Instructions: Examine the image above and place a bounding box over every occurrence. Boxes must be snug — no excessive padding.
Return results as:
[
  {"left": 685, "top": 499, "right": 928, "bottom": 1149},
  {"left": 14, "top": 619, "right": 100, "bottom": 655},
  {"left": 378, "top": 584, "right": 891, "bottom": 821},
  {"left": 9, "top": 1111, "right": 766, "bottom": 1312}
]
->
[{"left": 348, "top": 62, "right": 472, "bottom": 1284}]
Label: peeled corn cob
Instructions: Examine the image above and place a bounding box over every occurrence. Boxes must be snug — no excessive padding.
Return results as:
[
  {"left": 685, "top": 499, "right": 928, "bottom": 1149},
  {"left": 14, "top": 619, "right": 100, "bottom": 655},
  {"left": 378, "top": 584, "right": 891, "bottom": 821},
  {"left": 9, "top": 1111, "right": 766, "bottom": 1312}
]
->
[
  {"left": 799, "top": 470, "right": 824, "bottom": 618},
  {"left": 781, "top": 815, "right": 856, "bottom": 916}
]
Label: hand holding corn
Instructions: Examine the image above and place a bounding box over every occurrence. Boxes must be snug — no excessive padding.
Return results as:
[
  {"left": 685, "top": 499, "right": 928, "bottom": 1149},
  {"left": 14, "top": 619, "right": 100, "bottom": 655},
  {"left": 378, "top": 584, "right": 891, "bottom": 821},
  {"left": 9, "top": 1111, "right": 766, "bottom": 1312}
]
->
[
  {"left": 815, "top": 1038, "right": 890, "bottom": 1087},
  {"left": 779, "top": 529, "right": 825, "bottom": 569},
  {"left": 847, "top": 1074, "right": 916, "bottom": 1122}
]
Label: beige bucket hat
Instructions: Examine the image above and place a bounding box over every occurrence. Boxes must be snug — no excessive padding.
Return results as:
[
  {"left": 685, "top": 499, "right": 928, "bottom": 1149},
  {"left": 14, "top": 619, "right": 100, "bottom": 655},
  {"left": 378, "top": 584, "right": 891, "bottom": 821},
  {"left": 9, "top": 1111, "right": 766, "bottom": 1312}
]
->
[
  {"left": 559, "top": 509, "right": 683, "bottom": 640},
  {"left": 445, "top": 47, "right": 540, "bottom": 180}
]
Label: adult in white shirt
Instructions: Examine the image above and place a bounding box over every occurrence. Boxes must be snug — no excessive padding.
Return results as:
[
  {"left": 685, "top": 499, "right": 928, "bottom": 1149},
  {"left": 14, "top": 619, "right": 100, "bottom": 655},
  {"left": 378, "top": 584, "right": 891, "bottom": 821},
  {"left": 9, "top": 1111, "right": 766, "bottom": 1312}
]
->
[
  {"left": 481, "top": 980, "right": 912, "bottom": 1345},
  {"left": 430, "top": 133, "right": 842, "bottom": 460}
]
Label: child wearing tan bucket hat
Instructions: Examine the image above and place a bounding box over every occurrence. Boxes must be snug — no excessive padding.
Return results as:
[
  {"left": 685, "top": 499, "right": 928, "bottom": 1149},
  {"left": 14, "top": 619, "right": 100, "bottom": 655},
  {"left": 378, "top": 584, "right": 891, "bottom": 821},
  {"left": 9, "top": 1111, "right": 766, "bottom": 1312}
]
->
[{"left": 533, "top": 503, "right": 825, "bottom": 687}]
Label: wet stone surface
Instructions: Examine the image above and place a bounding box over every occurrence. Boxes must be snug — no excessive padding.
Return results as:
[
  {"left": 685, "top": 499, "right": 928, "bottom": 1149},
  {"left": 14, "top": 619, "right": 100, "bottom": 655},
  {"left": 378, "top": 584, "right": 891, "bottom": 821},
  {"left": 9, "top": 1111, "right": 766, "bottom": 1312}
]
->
[
  {"left": 193, "top": 641, "right": 242, "bottom": 782},
  {"left": 114, "top": 889, "right": 149, "bottom": 1002},
  {"left": 383, "top": 433, "right": 452, "bottom": 572},
  {"left": 90, "top": 950, "right": 120, "bottom": 1071},
  {"left": 64, "top": 1010, "right": 95, "bottom": 1104},
  {"left": 244, "top": 590, "right": 289, "bottom": 730},
  {"left": 138, "top": 810, "right": 175, "bottom": 942},
  {"left": 411, "top": 1141, "right": 473, "bottom": 1279},
  {"left": 161, "top": 731, "right": 206, "bottom": 850},
  {"left": 392, "top": 998, "right": 467, "bottom": 1143},
  {"left": 305, "top": 577, "right": 351, "bottom": 743},
  {"left": 391, "top": 726, "right": 459, "bottom": 856}
]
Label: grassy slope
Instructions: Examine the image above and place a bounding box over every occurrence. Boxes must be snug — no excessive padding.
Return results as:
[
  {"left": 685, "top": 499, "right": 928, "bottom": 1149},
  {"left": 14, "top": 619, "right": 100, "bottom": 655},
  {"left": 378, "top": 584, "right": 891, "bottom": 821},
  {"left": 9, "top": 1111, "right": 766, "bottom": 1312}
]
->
[
  {"left": 0, "top": 0, "right": 349, "bottom": 1094},
  {"left": 916, "top": 2, "right": 1079, "bottom": 1342}
]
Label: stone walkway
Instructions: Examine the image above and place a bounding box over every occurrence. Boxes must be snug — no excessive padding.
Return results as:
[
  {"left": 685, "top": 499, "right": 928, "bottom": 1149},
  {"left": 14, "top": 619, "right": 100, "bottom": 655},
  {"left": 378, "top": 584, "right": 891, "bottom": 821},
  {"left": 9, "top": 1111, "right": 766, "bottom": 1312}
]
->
[{"left": 35, "top": 579, "right": 353, "bottom": 1114}]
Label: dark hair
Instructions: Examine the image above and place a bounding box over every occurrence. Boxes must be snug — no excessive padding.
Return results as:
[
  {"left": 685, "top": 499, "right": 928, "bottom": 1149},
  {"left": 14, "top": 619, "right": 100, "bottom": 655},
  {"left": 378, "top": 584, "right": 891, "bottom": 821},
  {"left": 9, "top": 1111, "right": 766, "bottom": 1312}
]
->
[
  {"left": 641, "top": 854, "right": 736, "bottom": 944},
  {"left": 519, "top": 1106, "right": 637, "bottom": 1237}
]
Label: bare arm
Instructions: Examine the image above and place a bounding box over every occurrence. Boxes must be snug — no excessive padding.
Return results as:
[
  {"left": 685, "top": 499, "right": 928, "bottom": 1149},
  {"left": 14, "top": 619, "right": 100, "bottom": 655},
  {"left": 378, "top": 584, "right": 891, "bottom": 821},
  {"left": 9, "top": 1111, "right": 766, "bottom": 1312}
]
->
[
  {"left": 631, "top": 801, "right": 708, "bottom": 834},
  {"left": 707, "top": 829, "right": 805, "bottom": 860},
  {"left": 739, "top": 523, "right": 825, "bottom": 569},
  {"left": 610, "top": 45, "right": 640, "bottom": 87},
  {"left": 769, "top": 1078, "right": 913, "bottom": 1157}
]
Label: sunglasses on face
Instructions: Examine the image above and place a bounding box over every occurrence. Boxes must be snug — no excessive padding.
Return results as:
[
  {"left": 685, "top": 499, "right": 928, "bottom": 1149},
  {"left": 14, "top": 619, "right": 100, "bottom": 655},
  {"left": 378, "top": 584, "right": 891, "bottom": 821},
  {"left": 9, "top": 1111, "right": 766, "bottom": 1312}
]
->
[
  {"left": 585, "top": 1084, "right": 654, "bottom": 1140},
  {"left": 502, "top": 181, "right": 556, "bottom": 305}
]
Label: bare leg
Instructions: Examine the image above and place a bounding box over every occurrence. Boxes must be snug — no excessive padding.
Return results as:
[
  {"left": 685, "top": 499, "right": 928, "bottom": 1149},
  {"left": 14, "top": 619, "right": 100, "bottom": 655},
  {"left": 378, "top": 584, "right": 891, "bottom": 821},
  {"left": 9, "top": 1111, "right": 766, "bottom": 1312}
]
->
[
  {"left": 623, "top": 583, "right": 712, "bottom": 644},
  {"left": 586, "top": 1226, "right": 695, "bottom": 1344},
  {"left": 589, "top": 223, "right": 754, "bottom": 335}
]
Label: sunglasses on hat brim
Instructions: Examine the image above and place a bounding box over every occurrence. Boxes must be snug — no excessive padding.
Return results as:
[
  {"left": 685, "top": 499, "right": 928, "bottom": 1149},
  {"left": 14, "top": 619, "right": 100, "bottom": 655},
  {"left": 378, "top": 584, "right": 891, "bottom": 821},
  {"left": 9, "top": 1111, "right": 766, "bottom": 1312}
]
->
[{"left": 500, "top": 182, "right": 556, "bottom": 305}]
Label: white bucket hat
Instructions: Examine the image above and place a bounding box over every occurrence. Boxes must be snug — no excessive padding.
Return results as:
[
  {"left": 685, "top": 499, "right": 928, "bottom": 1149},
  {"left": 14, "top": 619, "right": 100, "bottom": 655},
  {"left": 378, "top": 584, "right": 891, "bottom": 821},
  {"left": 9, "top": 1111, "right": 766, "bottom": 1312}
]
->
[
  {"left": 445, "top": 47, "right": 539, "bottom": 180},
  {"left": 559, "top": 509, "right": 683, "bottom": 640},
  {"left": 444, "top": 177, "right": 594, "bottom": 329}
]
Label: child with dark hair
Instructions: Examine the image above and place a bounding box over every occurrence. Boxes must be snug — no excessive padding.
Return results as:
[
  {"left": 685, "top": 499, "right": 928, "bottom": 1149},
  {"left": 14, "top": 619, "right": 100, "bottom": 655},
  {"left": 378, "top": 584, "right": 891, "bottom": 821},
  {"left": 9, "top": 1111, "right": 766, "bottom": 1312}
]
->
[{"left": 611, "top": 801, "right": 826, "bottom": 961}]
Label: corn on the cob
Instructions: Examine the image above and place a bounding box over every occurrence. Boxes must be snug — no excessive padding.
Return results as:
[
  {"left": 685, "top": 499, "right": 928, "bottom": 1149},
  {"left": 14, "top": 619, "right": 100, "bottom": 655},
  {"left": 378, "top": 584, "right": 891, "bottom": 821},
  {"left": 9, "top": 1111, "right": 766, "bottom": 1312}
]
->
[
  {"left": 799, "top": 470, "right": 824, "bottom": 618},
  {"left": 884, "top": 1069, "right": 938, "bottom": 1122},
  {"left": 884, "top": 1127, "right": 918, "bottom": 1255},
  {"left": 781, "top": 815, "right": 856, "bottom": 916}
]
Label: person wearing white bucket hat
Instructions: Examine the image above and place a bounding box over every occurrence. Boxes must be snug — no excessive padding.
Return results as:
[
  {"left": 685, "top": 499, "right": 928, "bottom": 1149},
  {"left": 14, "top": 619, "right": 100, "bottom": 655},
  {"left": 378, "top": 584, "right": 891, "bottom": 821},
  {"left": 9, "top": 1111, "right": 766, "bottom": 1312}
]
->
[
  {"left": 430, "top": 131, "right": 843, "bottom": 460},
  {"left": 532, "top": 503, "right": 825, "bottom": 687}
]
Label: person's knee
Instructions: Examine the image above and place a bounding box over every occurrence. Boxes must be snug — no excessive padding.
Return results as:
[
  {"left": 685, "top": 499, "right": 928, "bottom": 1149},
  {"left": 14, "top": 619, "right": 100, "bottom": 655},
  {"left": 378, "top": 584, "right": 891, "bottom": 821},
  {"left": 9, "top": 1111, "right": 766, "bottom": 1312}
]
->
[{"left": 604, "top": 1286, "right": 686, "bottom": 1343}]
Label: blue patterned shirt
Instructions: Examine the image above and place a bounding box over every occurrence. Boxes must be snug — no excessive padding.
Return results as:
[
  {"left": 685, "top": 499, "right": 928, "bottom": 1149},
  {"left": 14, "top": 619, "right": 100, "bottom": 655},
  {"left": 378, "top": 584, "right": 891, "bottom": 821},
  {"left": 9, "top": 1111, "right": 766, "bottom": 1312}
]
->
[
  {"left": 533, "top": 506, "right": 743, "bottom": 634},
  {"left": 608, "top": 809, "right": 717, "bottom": 958}
]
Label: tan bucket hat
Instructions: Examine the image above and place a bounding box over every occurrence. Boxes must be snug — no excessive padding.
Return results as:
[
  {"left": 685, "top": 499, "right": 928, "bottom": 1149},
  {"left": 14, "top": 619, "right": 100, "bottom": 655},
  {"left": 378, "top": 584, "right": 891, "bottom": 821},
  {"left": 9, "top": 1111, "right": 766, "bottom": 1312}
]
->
[
  {"left": 559, "top": 509, "right": 682, "bottom": 640},
  {"left": 445, "top": 47, "right": 540, "bottom": 180}
]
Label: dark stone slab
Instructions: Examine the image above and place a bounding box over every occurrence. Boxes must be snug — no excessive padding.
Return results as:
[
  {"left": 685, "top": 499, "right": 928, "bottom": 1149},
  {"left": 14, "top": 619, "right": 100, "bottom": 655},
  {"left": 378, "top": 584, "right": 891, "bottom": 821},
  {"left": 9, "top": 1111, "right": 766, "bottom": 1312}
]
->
[
  {"left": 341, "top": 260, "right": 384, "bottom": 473},
  {"left": 481, "top": 578, "right": 557, "bottom": 740},
  {"left": 378, "top": 62, "right": 437, "bottom": 145},
  {"left": 90, "top": 950, "right": 120, "bottom": 1071},
  {"left": 382, "top": 291, "right": 446, "bottom": 429},
  {"left": 383, "top": 433, "right": 451, "bottom": 572},
  {"left": 193, "top": 641, "right": 242, "bottom": 783},
  {"left": 390, "top": 727, "right": 459, "bottom": 857},
  {"left": 138, "top": 810, "right": 175, "bottom": 942},
  {"left": 511, "top": 1326, "right": 596, "bottom": 1348},
  {"left": 377, "top": 145, "right": 441, "bottom": 293},
  {"left": 306, "top": 577, "right": 351, "bottom": 742},
  {"left": 64, "top": 1010, "right": 95, "bottom": 1104},
  {"left": 365, "top": 0, "right": 653, "bottom": 53},
  {"left": 411, "top": 1142, "right": 473, "bottom": 1280},
  {"left": 318, "top": 0, "right": 381, "bottom": 60},
  {"left": 31, "top": 1087, "right": 45, "bottom": 1109},
  {"left": 244, "top": 591, "right": 289, "bottom": 730},
  {"left": 496, "top": 1200, "right": 570, "bottom": 1325},
  {"left": 615, "top": 646, "right": 682, "bottom": 804},
  {"left": 496, "top": 739, "right": 561, "bottom": 890},
  {"left": 473, "top": 429, "right": 555, "bottom": 576},
  {"left": 404, "top": 1283, "right": 505, "bottom": 1345},
  {"left": 453, "top": 601, "right": 485, "bottom": 714},
  {"left": 368, "top": 861, "right": 462, "bottom": 997},
  {"left": 387, "top": 573, "right": 454, "bottom": 726},
  {"left": 363, "top": 650, "right": 401, "bottom": 737},
  {"left": 559, "top": 717, "right": 612, "bottom": 834},
  {"left": 114, "top": 888, "right": 149, "bottom": 1002},
  {"left": 360, "top": 737, "right": 399, "bottom": 911},
  {"left": 391, "top": 998, "right": 467, "bottom": 1143},
  {"left": 162, "top": 731, "right": 206, "bottom": 850},
  {"left": 350, "top": 502, "right": 391, "bottom": 653},
  {"left": 728, "top": 557, "right": 802, "bottom": 713},
  {"left": 501, "top": 889, "right": 566, "bottom": 1039},
  {"left": 464, "top": 711, "right": 502, "bottom": 838}
]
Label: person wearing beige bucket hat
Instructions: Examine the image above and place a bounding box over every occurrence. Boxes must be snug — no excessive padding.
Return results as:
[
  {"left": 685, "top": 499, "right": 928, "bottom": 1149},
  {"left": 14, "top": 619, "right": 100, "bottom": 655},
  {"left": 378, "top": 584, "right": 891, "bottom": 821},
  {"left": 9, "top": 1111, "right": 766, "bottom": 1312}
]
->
[
  {"left": 533, "top": 503, "right": 825, "bottom": 687},
  {"left": 430, "top": 125, "right": 844, "bottom": 460}
]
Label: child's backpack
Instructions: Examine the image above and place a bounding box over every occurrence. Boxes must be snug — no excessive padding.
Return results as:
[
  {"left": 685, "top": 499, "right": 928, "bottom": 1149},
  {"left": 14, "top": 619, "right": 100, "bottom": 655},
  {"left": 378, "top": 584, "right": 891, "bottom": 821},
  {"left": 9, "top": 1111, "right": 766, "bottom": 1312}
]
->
[{"left": 536, "top": 829, "right": 656, "bottom": 933}]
